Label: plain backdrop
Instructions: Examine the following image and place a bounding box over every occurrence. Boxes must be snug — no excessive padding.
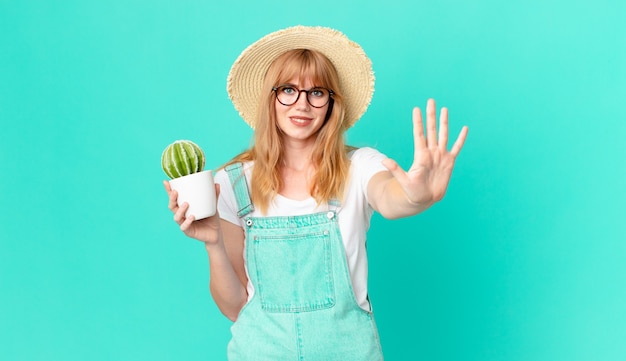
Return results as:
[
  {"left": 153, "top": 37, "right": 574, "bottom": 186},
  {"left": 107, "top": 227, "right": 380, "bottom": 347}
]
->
[{"left": 1, "top": 0, "right": 624, "bottom": 360}]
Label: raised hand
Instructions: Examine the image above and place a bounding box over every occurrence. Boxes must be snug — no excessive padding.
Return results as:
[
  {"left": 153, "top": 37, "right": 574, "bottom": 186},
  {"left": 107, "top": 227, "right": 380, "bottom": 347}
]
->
[{"left": 382, "top": 99, "right": 468, "bottom": 207}]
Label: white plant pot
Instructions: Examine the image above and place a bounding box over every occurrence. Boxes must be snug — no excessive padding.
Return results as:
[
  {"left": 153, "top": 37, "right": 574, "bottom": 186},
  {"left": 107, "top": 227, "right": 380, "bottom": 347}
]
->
[{"left": 168, "top": 170, "right": 216, "bottom": 220}]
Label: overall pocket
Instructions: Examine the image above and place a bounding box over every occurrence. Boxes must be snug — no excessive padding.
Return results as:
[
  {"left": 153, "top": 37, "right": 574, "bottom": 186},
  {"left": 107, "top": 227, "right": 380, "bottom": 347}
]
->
[{"left": 252, "top": 231, "right": 335, "bottom": 312}]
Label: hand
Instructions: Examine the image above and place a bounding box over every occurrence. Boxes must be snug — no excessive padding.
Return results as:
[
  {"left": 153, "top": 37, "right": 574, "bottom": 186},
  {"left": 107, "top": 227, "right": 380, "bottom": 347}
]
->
[
  {"left": 382, "top": 98, "right": 468, "bottom": 206},
  {"left": 163, "top": 180, "right": 222, "bottom": 244}
]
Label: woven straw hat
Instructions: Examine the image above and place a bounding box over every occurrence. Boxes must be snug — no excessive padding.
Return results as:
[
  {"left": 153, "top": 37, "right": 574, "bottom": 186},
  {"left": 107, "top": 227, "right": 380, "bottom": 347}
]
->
[{"left": 227, "top": 25, "right": 375, "bottom": 129}]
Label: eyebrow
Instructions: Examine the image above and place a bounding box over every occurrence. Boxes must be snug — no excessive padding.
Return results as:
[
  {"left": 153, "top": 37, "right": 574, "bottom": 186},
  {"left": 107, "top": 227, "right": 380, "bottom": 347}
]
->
[{"left": 278, "top": 83, "right": 323, "bottom": 90}]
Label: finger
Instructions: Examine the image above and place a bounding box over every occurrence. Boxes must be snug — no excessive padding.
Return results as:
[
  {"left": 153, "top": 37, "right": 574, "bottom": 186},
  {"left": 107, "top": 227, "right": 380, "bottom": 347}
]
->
[
  {"left": 450, "top": 126, "right": 469, "bottom": 156},
  {"left": 438, "top": 107, "right": 449, "bottom": 151},
  {"left": 426, "top": 99, "right": 438, "bottom": 149},
  {"left": 412, "top": 107, "right": 427, "bottom": 155},
  {"left": 164, "top": 180, "right": 178, "bottom": 210},
  {"left": 168, "top": 188, "right": 179, "bottom": 212},
  {"left": 213, "top": 184, "right": 221, "bottom": 216},
  {"left": 180, "top": 214, "right": 196, "bottom": 232},
  {"left": 163, "top": 180, "right": 172, "bottom": 193},
  {"left": 382, "top": 158, "right": 410, "bottom": 186},
  {"left": 174, "top": 202, "right": 189, "bottom": 224}
]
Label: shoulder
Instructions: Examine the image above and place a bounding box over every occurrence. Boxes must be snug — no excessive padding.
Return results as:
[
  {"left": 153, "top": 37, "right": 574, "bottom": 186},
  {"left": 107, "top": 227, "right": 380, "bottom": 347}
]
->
[
  {"left": 349, "top": 147, "right": 388, "bottom": 173},
  {"left": 214, "top": 161, "right": 254, "bottom": 205},
  {"left": 350, "top": 147, "right": 387, "bottom": 163},
  {"left": 214, "top": 161, "right": 254, "bottom": 185},
  {"left": 345, "top": 147, "right": 388, "bottom": 194},
  {"left": 215, "top": 161, "right": 253, "bottom": 226}
]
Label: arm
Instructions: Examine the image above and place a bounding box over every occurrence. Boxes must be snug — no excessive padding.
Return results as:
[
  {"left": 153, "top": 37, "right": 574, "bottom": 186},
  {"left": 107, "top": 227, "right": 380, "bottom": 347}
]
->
[
  {"left": 367, "top": 99, "right": 468, "bottom": 219},
  {"left": 205, "top": 220, "right": 247, "bottom": 321},
  {"left": 164, "top": 182, "right": 248, "bottom": 321}
]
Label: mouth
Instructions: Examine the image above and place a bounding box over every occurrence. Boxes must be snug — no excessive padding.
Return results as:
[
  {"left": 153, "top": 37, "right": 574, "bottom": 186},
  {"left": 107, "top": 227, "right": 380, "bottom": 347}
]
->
[{"left": 289, "top": 116, "right": 313, "bottom": 126}]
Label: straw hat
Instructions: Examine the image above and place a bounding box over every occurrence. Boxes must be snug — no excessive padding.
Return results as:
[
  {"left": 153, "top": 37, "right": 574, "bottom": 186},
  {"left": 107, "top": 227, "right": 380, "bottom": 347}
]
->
[{"left": 227, "top": 25, "right": 375, "bottom": 129}]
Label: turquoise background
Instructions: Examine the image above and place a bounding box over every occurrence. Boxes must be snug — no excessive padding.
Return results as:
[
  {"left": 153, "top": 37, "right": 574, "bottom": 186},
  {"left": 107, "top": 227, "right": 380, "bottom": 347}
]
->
[{"left": 1, "top": 0, "right": 624, "bottom": 360}]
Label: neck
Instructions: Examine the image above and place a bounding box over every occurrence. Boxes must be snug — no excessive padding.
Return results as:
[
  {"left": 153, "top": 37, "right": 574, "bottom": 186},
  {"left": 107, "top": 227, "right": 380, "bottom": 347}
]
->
[
  {"left": 279, "top": 141, "right": 316, "bottom": 199},
  {"left": 281, "top": 139, "right": 315, "bottom": 171}
]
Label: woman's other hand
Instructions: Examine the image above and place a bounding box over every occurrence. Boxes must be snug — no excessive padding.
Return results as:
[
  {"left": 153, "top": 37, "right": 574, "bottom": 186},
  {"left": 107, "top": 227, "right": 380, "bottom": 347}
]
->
[{"left": 163, "top": 180, "right": 222, "bottom": 244}]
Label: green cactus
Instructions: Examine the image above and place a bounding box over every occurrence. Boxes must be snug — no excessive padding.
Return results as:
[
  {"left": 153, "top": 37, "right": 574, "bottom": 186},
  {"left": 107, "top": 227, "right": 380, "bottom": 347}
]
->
[{"left": 161, "top": 140, "right": 205, "bottom": 179}]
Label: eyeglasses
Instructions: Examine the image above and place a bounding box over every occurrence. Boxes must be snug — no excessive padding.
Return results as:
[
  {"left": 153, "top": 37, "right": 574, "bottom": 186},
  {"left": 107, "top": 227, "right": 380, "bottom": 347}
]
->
[{"left": 272, "top": 84, "right": 334, "bottom": 108}]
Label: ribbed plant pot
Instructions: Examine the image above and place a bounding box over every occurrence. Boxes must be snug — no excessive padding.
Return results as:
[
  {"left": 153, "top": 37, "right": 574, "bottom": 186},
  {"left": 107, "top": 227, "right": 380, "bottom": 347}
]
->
[{"left": 168, "top": 170, "right": 216, "bottom": 220}]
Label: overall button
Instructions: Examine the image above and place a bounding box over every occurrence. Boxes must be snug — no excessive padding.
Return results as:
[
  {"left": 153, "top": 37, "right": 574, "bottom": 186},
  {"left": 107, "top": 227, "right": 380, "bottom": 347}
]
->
[
  {"left": 326, "top": 211, "right": 335, "bottom": 220},
  {"left": 245, "top": 219, "right": 253, "bottom": 227}
]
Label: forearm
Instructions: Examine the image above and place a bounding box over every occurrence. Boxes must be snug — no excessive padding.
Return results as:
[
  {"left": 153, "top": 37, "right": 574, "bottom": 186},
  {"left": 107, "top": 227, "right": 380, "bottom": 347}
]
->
[{"left": 205, "top": 241, "right": 248, "bottom": 321}]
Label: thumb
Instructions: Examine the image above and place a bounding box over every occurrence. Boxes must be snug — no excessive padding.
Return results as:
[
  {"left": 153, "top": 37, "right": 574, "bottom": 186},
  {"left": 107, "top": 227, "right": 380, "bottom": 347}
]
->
[
  {"left": 215, "top": 183, "right": 221, "bottom": 200},
  {"left": 382, "top": 158, "right": 409, "bottom": 186}
]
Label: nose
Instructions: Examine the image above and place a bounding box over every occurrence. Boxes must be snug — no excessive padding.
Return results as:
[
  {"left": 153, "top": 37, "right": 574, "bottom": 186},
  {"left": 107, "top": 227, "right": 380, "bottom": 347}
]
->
[{"left": 294, "top": 90, "right": 311, "bottom": 109}]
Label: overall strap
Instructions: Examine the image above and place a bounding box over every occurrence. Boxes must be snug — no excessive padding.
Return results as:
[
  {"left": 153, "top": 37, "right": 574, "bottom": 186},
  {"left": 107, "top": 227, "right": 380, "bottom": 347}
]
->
[
  {"left": 224, "top": 163, "right": 255, "bottom": 218},
  {"left": 328, "top": 198, "right": 341, "bottom": 213}
]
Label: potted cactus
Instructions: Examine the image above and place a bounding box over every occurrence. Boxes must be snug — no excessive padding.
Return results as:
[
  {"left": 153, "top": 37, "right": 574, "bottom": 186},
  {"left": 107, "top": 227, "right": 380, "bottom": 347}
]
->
[{"left": 162, "top": 140, "right": 216, "bottom": 220}]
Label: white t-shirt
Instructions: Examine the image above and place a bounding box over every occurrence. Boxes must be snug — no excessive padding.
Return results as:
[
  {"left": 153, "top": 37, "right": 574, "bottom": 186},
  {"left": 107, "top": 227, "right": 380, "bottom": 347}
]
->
[{"left": 214, "top": 147, "right": 388, "bottom": 311}]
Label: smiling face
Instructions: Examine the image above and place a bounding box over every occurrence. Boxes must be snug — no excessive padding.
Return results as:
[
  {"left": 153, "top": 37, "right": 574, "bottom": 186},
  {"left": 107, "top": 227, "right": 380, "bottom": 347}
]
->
[
  {"left": 252, "top": 49, "right": 345, "bottom": 161},
  {"left": 274, "top": 77, "right": 331, "bottom": 145}
]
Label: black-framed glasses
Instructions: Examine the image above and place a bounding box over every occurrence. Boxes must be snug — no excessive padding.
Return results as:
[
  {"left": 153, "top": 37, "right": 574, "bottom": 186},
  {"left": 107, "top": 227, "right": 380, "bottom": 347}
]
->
[{"left": 272, "top": 84, "right": 334, "bottom": 108}]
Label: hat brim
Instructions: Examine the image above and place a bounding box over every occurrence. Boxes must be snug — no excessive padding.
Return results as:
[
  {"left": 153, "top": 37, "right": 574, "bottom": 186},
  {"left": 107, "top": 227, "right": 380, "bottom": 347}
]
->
[{"left": 227, "top": 25, "right": 375, "bottom": 129}]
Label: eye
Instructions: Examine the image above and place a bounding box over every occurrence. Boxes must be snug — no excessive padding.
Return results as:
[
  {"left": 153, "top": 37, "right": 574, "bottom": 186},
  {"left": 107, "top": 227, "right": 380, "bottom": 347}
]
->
[
  {"left": 310, "top": 88, "right": 327, "bottom": 98},
  {"left": 280, "top": 86, "right": 297, "bottom": 95}
]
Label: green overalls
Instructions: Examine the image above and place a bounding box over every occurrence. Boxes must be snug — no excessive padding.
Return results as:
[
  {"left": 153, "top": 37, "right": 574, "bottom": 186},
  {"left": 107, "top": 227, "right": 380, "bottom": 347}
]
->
[{"left": 225, "top": 163, "right": 384, "bottom": 360}]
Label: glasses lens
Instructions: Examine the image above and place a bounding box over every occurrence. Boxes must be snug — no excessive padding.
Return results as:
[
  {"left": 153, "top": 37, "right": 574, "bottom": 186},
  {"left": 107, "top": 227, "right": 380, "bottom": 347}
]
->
[
  {"left": 307, "top": 88, "right": 330, "bottom": 107},
  {"left": 276, "top": 86, "right": 299, "bottom": 106}
]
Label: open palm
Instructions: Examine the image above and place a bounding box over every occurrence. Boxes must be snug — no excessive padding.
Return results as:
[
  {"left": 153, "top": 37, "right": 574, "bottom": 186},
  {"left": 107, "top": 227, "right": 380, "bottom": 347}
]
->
[{"left": 383, "top": 99, "right": 468, "bottom": 205}]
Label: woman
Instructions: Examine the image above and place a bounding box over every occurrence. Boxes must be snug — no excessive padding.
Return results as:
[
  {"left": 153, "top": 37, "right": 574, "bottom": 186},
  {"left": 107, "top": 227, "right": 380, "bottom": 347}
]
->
[{"left": 164, "top": 26, "right": 468, "bottom": 360}]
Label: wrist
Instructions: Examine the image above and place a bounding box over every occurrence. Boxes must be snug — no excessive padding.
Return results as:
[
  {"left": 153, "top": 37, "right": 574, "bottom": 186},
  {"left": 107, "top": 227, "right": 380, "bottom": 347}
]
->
[
  {"left": 405, "top": 194, "right": 434, "bottom": 208},
  {"left": 202, "top": 227, "right": 225, "bottom": 252}
]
